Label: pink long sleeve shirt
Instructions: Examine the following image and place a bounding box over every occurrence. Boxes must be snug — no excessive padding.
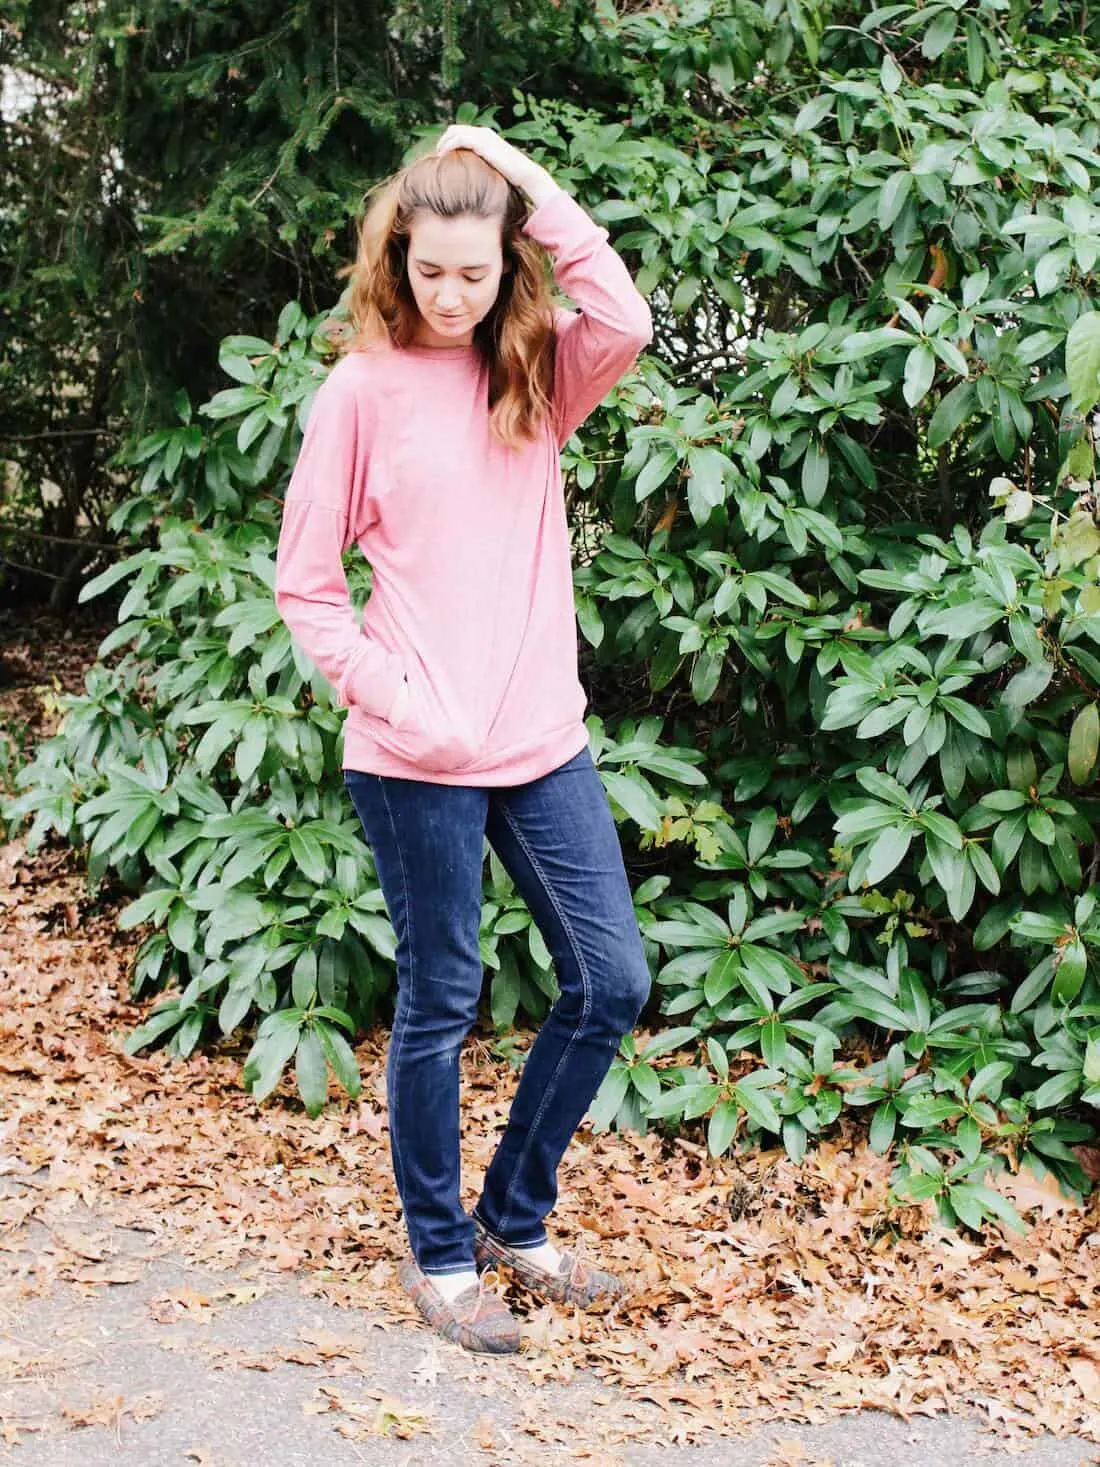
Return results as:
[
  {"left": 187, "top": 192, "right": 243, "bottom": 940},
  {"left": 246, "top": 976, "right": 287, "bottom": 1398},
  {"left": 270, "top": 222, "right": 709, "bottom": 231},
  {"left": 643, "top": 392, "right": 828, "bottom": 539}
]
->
[{"left": 274, "top": 187, "right": 652, "bottom": 785}]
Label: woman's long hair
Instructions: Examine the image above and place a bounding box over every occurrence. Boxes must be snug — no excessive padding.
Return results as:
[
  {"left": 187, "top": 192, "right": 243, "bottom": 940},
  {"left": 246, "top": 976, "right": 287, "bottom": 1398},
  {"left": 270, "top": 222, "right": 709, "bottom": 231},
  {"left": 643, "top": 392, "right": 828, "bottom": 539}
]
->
[{"left": 338, "top": 147, "right": 556, "bottom": 449}]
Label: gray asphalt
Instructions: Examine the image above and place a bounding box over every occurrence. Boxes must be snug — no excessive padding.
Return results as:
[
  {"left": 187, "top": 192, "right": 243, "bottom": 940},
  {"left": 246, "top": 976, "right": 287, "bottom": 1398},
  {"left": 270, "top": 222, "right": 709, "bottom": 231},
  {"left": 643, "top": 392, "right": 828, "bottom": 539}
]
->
[{"left": 2, "top": 1215, "right": 1097, "bottom": 1467}]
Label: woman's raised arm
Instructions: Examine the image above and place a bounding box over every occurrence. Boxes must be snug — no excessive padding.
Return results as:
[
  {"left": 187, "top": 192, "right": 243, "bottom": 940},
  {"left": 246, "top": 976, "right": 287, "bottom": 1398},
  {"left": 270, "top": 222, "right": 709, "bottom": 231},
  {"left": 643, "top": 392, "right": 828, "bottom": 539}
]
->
[{"left": 436, "top": 125, "right": 653, "bottom": 447}]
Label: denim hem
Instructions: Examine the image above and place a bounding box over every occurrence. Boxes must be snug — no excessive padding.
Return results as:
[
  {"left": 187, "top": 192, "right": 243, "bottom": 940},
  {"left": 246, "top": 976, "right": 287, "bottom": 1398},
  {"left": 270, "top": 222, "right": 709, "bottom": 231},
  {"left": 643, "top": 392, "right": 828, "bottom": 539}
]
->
[
  {"left": 474, "top": 1208, "right": 547, "bottom": 1249},
  {"left": 420, "top": 1262, "right": 479, "bottom": 1276}
]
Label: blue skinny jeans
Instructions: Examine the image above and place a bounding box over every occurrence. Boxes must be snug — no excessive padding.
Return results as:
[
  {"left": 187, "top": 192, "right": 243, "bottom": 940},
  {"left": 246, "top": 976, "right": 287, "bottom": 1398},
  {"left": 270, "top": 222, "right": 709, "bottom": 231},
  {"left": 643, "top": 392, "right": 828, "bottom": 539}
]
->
[{"left": 343, "top": 745, "right": 651, "bottom": 1276}]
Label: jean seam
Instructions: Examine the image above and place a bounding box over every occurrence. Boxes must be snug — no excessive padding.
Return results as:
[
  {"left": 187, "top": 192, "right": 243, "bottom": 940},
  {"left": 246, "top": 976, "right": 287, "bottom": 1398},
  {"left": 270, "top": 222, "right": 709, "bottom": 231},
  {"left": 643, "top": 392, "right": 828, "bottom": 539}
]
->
[
  {"left": 378, "top": 777, "right": 414, "bottom": 1232},
  {"left": 494, "top": 799, "right": 592, "bottom": 1238},
  {"left": 472, "top": 1207, "right": 546, "bottom": 1248}
]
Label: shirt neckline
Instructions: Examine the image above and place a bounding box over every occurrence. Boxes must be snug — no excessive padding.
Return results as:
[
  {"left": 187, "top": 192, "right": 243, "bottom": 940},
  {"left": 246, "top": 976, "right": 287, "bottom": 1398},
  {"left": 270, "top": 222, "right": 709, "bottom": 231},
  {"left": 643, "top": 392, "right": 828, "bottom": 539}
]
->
[{"left": 397, "top": 341, "right": 481, "bottom": 361}]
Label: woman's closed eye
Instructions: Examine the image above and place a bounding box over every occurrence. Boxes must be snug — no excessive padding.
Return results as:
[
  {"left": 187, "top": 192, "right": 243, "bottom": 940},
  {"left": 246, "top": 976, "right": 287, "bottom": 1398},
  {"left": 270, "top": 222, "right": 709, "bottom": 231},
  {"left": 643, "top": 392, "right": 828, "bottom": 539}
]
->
[{"left": 417, "top": 267, "right": 488, "bottom": 282}]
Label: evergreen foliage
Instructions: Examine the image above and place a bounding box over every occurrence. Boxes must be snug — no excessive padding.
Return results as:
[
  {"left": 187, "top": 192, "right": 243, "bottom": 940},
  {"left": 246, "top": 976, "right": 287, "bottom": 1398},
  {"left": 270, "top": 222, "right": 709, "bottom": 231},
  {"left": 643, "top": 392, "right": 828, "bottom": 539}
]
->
[{"left": 0, "top": 0, "right": 600, "bottom": 598}]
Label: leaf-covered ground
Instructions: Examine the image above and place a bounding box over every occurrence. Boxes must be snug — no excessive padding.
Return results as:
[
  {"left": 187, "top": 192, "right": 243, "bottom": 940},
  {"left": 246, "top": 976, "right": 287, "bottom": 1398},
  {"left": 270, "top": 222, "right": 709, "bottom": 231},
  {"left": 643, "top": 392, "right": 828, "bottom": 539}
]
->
[
  {"left": 3, "top": 831, "right": 1100, "bottom": 1455},
  {"left": 2, "top": 613, "right": 1100, "bottom": 1459}
]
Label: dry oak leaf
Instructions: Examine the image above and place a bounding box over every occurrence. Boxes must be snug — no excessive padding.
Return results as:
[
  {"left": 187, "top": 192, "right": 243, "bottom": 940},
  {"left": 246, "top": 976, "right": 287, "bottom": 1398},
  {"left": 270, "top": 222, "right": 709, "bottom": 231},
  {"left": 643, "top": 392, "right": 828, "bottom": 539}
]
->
[
  {"left": 304, "top": 1383, "right": 433, "bottom": 1440},
  {"left": 147, "top": 1284, "right": 261, "bottom": 1323},
  {"left": 473, "top": 1412, "right": 498, "bottom": 1449},
  {"left": 766, "top": 1442, "right": 834, "bottom": 1467},
  {"left": 370, "top": 1395, "right": 432, "bottom": 1439},
  {"left": 994, "top": 1165, "right": 1081, "bottom": 1220},
  {"left": 295, "top": 1325, "right": 365, "bottom": 1360},
  {"left": 61, "top": 1390, "right": 163, "bottom": 1429},
  {"left": 1068, "top": 1356, "right": 1100, "bottom": 1406}
]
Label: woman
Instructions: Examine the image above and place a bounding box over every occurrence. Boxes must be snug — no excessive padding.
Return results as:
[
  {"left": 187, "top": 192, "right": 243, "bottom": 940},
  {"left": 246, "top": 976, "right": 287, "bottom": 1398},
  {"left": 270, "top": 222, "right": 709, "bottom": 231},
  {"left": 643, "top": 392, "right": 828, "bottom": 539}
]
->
[{"left": 274, "top": 123, "right": 653, "bottom": 1355}]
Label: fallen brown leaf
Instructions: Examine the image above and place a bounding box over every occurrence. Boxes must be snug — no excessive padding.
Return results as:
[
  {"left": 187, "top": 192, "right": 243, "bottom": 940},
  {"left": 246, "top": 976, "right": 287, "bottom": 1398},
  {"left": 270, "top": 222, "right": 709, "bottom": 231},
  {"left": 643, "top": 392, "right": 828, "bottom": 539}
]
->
[{"left": 1, "top": 797, "right": 1100, "bottom": 1458}]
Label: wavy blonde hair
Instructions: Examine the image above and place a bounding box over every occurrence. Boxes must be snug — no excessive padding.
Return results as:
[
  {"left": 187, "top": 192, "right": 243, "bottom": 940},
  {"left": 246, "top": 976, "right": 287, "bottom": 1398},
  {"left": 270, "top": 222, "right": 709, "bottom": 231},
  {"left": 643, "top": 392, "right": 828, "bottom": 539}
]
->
[{"left": 337, "top": 147, "right": 556, "bottom": 448}]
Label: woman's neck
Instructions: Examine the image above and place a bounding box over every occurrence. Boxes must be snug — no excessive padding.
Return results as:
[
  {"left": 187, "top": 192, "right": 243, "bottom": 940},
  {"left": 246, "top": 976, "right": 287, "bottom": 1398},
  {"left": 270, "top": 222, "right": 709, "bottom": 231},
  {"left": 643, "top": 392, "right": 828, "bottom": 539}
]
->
[{"left": 411, "top": 320, "right": 477, "bottom": 349}]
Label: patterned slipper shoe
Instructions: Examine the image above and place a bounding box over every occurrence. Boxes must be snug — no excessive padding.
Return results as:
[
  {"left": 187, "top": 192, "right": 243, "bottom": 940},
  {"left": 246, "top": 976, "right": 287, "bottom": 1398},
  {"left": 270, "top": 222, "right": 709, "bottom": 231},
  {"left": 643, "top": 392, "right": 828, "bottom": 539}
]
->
[
  {"left": 472, "top": 1219, "right": 630, "bottom": 1308},
  {"left": 398, "top": 1258, "right": 521, "bottom": 1354}
]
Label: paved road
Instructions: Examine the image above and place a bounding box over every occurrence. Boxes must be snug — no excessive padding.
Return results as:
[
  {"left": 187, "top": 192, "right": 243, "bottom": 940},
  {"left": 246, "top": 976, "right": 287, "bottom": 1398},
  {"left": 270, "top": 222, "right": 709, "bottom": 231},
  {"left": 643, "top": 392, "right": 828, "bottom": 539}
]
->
[{"left": 2, "top": 1215, "right": 1097, "bottom": 1466}]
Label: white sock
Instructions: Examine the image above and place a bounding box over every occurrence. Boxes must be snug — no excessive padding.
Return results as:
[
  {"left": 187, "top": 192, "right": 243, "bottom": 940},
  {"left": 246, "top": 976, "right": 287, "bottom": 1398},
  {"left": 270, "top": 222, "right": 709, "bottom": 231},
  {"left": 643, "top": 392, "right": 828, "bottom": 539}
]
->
[
  {"left": 428, "top": 1268, "right": 479, "bottom": 1302},
  {"left": 511, "top": 1240, "right": 564, "bottom": 1273}
]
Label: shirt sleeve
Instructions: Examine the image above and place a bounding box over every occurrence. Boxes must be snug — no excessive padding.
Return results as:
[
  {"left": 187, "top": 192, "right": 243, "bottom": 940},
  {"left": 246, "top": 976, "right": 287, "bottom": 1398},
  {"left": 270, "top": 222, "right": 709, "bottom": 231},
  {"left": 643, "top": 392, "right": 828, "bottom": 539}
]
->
[
  {"left": 522, "top": 187, "right": 653, "bottom": 448},
  {"left": 274, "top": 362, "right": 406, "bottom": 720}
]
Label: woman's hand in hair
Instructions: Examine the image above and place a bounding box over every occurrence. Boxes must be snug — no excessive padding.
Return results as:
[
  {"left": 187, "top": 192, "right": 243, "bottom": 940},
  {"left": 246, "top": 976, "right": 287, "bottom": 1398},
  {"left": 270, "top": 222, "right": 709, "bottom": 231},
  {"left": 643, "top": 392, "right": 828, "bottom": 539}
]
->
[{"left": 435, "top": 124, "right": 560, "bottom": 208}]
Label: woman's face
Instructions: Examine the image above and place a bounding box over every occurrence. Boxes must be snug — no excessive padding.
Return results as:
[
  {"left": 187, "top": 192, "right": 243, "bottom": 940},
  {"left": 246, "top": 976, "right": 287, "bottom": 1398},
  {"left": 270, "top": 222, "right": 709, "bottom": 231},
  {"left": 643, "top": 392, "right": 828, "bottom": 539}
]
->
[{"left": 406, "top": 210, "right": 507, "bottom": 348}]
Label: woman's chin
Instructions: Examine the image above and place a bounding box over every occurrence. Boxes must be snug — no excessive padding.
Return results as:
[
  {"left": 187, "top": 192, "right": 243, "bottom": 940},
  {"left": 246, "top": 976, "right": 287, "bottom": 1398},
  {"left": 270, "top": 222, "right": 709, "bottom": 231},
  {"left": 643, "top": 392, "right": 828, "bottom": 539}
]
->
[
  {"left": 416, "top": 317, "right": 476, "bottom": 348},
  {"left": 434, "top": 315, "right": 474, "bottom": 338}
]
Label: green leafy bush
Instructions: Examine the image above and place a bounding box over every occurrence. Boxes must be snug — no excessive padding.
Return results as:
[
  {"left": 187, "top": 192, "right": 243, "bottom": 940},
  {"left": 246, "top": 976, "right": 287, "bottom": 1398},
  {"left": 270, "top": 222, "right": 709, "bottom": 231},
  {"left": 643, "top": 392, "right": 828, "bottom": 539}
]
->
[{"left": 8, "top": 0, "right": 1100, "bottom": 1230}]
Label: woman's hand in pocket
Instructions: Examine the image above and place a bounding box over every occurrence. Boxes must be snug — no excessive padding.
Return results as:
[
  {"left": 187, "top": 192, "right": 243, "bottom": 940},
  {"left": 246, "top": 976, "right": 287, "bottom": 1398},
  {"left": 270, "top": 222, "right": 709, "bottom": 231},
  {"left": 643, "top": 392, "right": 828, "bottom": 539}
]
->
[
  {"left": 388, "top": 675, "right": 413, "bottom": 729},
  {"left": 367, "top": 667, "right": 480, "bottom": 770}
]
